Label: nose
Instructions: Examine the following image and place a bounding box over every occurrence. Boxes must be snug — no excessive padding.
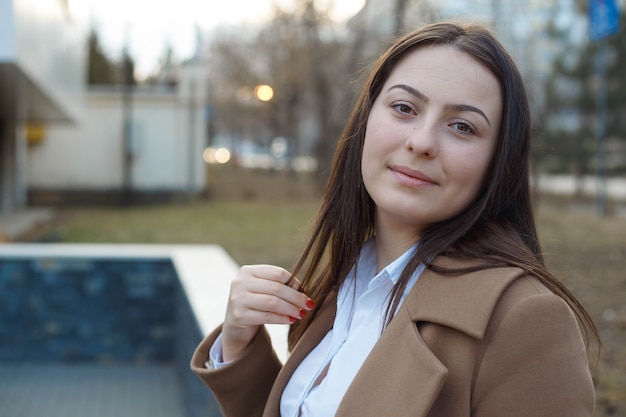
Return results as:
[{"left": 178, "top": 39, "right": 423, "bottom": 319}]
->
[{"left": 405, "top": 121, "right": 437, "bottom": 158}]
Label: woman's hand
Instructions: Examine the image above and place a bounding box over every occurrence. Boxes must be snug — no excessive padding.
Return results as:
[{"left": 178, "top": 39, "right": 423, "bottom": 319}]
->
[{"left": 221, "top": 264, "right": 316, "bottom": 362}]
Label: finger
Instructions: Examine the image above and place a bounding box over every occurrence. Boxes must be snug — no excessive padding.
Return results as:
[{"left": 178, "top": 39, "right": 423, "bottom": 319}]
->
[
  {"left": 239, "top": 264, "right": 292, "bottom": 284},
  {"left": 285, "top": 274, "right": 302, "bottom": 291},
  {"left": 231, "top": 306, "right": 303, "bottom": 326},
  {"left": 236, "top": 264, "right": 312, "bottom": 304},
  {"left": 243, "top": 292, "right": 307, "bottom": 320},
  {"left": 239, "top": 265, "right": 301, "bottom": 291},
  {"left": 231, "top": 279, "right": 315, "bottom": 315},
  {"left": 230, "top": 280, "right": 304, "bottom": 319}
]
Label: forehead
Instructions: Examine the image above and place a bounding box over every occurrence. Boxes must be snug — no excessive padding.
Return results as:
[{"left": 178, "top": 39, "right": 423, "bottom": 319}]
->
[{"left": 383, "top": 45, "right": 502, "bottom": 109}]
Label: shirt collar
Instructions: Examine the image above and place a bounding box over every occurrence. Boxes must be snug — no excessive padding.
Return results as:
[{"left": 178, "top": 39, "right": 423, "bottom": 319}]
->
[{"left": 356, "top": 238, "right": 420, "bottom": 287}]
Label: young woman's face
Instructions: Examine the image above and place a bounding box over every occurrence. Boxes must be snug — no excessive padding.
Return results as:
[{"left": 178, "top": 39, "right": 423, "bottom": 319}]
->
[{"left": 362, "top": 45, "right": 502, "bottom": 239}]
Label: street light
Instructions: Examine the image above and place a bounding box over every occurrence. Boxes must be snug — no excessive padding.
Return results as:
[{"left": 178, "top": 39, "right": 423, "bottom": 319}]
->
[
  {"left": 203, "top": 147, "right": 231, "bottom": 164},
  {"left": 254, "top": 84, "right": 274, "bottom": 102}
]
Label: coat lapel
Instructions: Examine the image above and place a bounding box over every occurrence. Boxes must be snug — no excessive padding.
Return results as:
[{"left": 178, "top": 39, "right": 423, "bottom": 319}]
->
[
  {"left": 336, "top": 259, "right": 524, "bottom": 417},
  {"left": 404, "top": 258, "right": 526, "bottom": 339},
  {"left": 336, "top": 304, "right": 448, "bottom": 417}
]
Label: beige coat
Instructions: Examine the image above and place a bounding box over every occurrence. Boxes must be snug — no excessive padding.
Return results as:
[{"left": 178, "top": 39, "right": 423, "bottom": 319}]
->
[{"left": 191, "top": 257, "right": 595, "bottom": 417}]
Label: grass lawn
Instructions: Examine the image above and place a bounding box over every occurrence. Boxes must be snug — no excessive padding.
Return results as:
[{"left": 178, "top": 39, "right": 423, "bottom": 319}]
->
[
  {"left": 29, "top": 199, "right": 319, "bottom": 269},
  {"left": 17, "top": 167, "right": 626, "bottom": 416}
]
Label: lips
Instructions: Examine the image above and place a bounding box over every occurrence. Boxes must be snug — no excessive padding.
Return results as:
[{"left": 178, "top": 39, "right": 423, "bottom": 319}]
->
[{"left": 389, "top": 165, "right": 438, "bottom": 188}]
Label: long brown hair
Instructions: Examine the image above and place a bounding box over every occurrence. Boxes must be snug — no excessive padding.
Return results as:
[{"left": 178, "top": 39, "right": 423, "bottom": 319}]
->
[{"left": 288, "top": 22, "right": 599, "bottom": 353}]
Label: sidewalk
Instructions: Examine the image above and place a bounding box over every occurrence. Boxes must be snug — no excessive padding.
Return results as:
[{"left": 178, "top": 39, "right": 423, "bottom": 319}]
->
[
  {"left": 0, "top": 207, "right": 55, "bottom": 241},
  {"left": 0, "top": 363, "right": 187, "bottom": 417}
]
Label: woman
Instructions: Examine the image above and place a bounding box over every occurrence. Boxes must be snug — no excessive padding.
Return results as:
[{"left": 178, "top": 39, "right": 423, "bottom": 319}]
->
[{"left": 191, "top": 22, "right": 598, "bottom": 417}]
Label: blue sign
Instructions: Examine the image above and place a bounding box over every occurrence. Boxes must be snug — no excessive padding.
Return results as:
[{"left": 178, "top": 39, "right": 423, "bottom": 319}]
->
[{"left": 589, "top": 0, "right": 621, "bottom": 40}]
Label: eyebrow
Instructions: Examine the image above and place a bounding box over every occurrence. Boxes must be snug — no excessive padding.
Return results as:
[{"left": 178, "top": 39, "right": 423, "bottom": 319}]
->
[{"left": 387, "top": 84, "right": 492, "bottom": 127}]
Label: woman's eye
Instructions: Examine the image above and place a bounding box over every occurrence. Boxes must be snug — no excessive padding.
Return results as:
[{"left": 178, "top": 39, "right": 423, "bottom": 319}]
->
[
  {"left": 452, "top": 122, "right": 475, "bottom": 134},
  {"left": 392, "top": 102, "right": 414, "bottom": 114}
]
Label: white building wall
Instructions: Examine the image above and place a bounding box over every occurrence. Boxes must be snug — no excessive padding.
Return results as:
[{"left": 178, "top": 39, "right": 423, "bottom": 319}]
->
[
  {"left": 28, "top": 80, "right": 208, "bottom": 193},
  {"left": 27, "top": 96, "right": 124, "bottom": 189},
  {"left": 128, "top": 95, "right": 205, "bottom": 191},
  {"left": 11, "top": 0, "right": 86, "bottom": 119}
]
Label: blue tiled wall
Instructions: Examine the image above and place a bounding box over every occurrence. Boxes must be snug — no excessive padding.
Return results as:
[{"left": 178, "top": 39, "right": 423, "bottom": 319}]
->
[
  {"left": 0, "top": 255, "right": 222, "bottom": 417},
  {"left": 0, "top": 257, "right": 177, "bottom": 362}
]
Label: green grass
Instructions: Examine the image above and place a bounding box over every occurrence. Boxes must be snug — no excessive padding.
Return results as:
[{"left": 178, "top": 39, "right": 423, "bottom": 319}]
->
[
  {"left": 37, "top": 200, "right": 319, "bottom": 268},
  {"left": 18, "top": 168, "right": 626, "bottom": 416}
]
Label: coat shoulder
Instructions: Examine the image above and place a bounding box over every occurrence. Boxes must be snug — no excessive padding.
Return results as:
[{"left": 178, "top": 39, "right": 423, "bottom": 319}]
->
[{"left": 405, "top": 257, "right": 550, "bottom": 340}]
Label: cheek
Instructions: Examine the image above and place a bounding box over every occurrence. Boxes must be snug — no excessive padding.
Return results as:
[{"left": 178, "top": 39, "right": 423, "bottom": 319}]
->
[
  {"left": 361, "top": 134, "right": 376, "bottom": 183},
  {"left": 474, "top": 143, "right": 497, "bottom": 187},
  {"left": 449, "top": 147, "right": 494, "bottom": 197},
  {"left": 362, "top": 121, "right": 398, "bottom": 161},
  {"left": 361, "top": 129, "right": 389, "bottom": 192},
  {"left": 361, "top": 123, "right": 381, "bottom": 167}
]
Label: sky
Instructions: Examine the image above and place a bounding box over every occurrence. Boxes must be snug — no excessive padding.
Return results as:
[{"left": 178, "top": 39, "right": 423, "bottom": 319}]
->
[{"left": 71, "top": 0, "right": 365, "bottom": 78}]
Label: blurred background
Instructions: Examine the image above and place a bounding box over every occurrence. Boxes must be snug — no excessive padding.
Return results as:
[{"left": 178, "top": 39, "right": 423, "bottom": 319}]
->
[
  {"left": 0, "top": 0, "right": 625, "bottom": 213},
  {"left": 0, "top": 0, "right": 625, "bottom": 416}
]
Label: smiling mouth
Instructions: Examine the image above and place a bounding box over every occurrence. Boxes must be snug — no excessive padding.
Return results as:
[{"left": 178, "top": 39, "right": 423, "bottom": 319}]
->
[{"left": 389, "top": 165, "right": 438, "bottom": 188}]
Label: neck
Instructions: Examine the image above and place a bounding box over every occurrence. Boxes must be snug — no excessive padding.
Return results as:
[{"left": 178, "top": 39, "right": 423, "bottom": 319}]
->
[{"left": 374, "top": 220, "right": 420, "bottom": 273}]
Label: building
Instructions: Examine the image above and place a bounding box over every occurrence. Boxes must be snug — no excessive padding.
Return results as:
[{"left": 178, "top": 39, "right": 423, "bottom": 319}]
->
[
  {"left": 1, "top": 0, "right": 209, "bottom": 228},
  {"left": 0, "top": 0, "right": 85, "bottom": 215},
  {"left": 27, "top": 61, "right": 209, "bottom": 206}
]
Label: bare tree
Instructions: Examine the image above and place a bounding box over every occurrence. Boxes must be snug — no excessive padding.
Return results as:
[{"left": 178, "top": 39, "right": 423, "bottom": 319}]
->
[{"left": 206, "top": 1, "right": 358, "bottom": 179}]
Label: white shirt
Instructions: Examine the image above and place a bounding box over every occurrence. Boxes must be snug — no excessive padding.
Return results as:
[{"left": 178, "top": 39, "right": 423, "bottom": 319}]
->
[{"left": 209, "top": 239, "right": 424, "bottom": 417}]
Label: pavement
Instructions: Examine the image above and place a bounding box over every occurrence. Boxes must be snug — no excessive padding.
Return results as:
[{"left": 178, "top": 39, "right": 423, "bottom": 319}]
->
[
  {"left": 0, "top": 363, "right": 188, "bottom": 417},
  {"left": 0, "top": 207, "right": 55, "bottom": 241}
]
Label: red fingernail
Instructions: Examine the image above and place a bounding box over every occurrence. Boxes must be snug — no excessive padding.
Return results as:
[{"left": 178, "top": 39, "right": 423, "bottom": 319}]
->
[
  {"left": 289, "top": 316, "right": 297, "bottom": 323},
  {"left": 306, "top": 299, "right": 316, "bottom": 310},
  {"left": 299, "top": 309, "right": 307, "bottom": 319}
]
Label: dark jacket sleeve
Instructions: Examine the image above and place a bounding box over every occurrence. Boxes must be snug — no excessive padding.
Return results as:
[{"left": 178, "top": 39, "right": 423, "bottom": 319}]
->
[
  {"left": 190, "top": 325, "right": 283, "bottom": 417},
  {"left": 472, "top": 292, "right": 595, "bottom": 416}
]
